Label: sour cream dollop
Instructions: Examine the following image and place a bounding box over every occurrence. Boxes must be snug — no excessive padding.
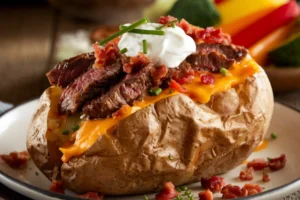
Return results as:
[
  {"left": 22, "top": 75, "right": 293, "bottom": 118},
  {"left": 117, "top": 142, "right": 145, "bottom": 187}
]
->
[{"left": 118, "top": 23, "right": 196, "bottom": 68}]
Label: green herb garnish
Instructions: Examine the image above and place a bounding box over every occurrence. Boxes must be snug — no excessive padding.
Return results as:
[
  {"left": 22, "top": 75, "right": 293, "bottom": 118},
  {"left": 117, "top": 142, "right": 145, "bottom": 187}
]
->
[
  {"left": 143, "top": 39, "right": 148, "bottom": 54},
  {"left": 220, "top": 67, "right": 228, "bottom": 76},
  {"left": 72, "top": 125, "right": 80, "bottom": 132},
  {"left": 62, "top": 130, "right": 70, "bottom": 135},
  {"left": 99, "top": 18, "right": 149, "bottom": 45},
  {"left": 271, "top": 132, "right": 277, "bottom": 139},
  {"left": 119, "top": 25, "right": 165, "bottom": 35},
  {"left": 120, "top": 48, "right": 128, "bottom": 54},
  {"left": 149, "top": 88, "right": 162, "bottom": 96},
  {"left": 156, "top": 19, "right": 179, "bottom": 30}
]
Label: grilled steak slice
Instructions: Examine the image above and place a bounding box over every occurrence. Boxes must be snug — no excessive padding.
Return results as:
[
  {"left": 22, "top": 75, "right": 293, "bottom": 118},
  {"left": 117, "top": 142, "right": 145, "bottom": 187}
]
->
[
  {"left": 47, "top": 52, "right": 95, "bottom": 88},
  {"left": 83, "top": 63, "right": 153, "bottom": 119},
  {"left": 186, "top": 43, "right": 248, "bottom": 72},
  {"left": 59, "top": 61, "right": 123, "bottom": 114}
]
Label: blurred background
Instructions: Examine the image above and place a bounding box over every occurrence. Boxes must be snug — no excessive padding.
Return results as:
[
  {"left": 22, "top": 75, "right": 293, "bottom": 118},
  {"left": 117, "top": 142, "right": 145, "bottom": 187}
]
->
[{"left": 0, "top": 0, "right": 299, "bottom": 109}]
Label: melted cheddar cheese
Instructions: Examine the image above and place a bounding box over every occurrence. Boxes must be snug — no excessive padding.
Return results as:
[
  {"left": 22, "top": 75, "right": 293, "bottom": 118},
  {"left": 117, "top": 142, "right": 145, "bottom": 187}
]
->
[{"left": 59, "top": 57, "right": 260, "bottom": 162}]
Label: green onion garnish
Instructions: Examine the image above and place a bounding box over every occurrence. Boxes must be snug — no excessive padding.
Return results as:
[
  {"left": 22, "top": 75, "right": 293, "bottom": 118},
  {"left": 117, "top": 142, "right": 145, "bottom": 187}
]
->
[
  {"left": 119, "top": 25, "right": 165, "bottom": 35},
  {"left": 271, "top": 132, "right": 277, "bottom": 139},
  {"left": 120, "top": 48, "right": 128, "bottom": 54},
  {"left": 156, "top": 19, "right": 179, "bottom": 30},
  {"left": 149, "top": 88, "right": 162, "bottom": 96},
  {"left": 171, "top": 23, "right": 175, "bottom": 28},
  {"left": 62, "top": 130, "right": 70, "bottom": 135},
  {"left": 220, "top": 67, "right": 228, "bottom": 76},
  {"left": 99, "top": 18, "right": 148, "bottom": 45},
  {"left": 142, "top": 39, "right": 148, "bottom": 54},
  {"left": 72, "top": 125, "right": 80, "bottom": 132}
]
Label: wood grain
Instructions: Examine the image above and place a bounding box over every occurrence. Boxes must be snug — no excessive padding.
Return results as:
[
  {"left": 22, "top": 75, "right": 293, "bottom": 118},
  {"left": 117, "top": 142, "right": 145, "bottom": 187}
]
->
[{"left": 0, "top": 6, "right": 54, "bottom": 104}]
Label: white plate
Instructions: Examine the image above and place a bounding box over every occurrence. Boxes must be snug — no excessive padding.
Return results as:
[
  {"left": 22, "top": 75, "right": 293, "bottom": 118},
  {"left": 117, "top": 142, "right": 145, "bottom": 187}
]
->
[{"left": 0, "top": 100, "right": 300, "bottom": 200}]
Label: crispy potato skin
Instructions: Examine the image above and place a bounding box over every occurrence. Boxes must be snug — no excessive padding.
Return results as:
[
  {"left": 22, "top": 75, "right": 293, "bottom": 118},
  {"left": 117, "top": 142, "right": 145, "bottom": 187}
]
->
[{"left": 27, "top": 68, "right": 273, "bottom": 195}]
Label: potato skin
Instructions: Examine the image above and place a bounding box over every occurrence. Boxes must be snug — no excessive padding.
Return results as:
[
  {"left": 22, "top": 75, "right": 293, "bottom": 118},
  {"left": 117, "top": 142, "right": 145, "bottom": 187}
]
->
[
  {"left": 59, "top": 69, "right": 273, "bottom": 195},
  {"left": 27, "top": 67, "right": 273, "bottom": 195}
]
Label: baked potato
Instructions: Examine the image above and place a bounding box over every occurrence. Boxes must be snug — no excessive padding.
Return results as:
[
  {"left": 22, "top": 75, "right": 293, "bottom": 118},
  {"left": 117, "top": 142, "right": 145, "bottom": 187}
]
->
[{"left": 27, "top": 16, "right": 274, "bottom": 196}]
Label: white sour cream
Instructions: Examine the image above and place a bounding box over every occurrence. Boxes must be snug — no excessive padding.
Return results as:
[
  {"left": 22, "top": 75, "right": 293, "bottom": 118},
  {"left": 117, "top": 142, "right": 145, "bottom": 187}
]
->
[{"left": 118, "top": 23, "right": 196, "bottom": 68}]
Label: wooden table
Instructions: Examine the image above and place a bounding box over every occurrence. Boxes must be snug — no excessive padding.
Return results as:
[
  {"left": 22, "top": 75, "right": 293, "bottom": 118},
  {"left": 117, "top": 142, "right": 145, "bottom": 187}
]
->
[{"left": 0, "top": 4, "right": 300, "bottom": 200}]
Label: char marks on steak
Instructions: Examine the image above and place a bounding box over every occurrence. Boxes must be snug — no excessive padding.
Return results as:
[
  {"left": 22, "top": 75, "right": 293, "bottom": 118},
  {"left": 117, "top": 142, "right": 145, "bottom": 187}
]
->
[
  {"left": 186, "top": 43, "right": 248, "bottom": 72},
  {"left": 59, "top": 61, "right": 123, "bottom": 114},
  {"left": 47, "top": 52, "right": 95, "bottom": 88},
  {"left": 83, "top": 63, "right": 153, "bottom": 119}
]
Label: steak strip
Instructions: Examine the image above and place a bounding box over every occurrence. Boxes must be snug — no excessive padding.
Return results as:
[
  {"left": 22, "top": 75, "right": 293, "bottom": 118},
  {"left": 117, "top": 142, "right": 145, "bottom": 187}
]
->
[
  {"left": 59, "top": 61, "right": 124, "bottom": 114},
  {"left": 83, "top": 63, "right": 153, "bottom": 119},
  {"left": 47, "top": 52, "right": 95, "bottom": 88}
]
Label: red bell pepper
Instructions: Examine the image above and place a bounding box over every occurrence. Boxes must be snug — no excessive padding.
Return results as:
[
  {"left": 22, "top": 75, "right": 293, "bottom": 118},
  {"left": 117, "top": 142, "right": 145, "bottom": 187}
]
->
[
  {"left": 232, "top": 0, "right": 300, "bottom": 48},
  {"left": 214, "top": 0, "right": 227, "bottom": 4}
]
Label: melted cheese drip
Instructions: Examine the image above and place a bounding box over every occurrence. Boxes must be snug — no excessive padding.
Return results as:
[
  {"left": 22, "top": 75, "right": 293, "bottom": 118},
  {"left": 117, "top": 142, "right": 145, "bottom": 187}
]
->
[{"left": 60, "top": 57, "right": 259, "bottom": 162}]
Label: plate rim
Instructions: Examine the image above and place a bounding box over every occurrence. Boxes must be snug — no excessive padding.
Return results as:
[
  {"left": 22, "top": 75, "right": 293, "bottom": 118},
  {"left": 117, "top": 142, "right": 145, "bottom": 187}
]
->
[{"left": 0, "top": 99, "right": 300, "bottom": 200}]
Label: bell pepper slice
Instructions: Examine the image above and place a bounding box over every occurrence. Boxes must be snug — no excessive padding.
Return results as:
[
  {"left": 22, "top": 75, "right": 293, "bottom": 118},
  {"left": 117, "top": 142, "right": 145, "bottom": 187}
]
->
[
  {"left": 249, "top": 21, "right": 296, "bottom": 66},
  {"left": 232, "top": 0, "right": 300, "bottom": 48}
]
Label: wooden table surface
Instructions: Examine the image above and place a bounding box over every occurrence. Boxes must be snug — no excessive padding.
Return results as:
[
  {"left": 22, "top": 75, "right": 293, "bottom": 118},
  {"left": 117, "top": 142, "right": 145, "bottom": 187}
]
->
[{"left": 0, "top": 4, "right": 300, "bottom": 200}]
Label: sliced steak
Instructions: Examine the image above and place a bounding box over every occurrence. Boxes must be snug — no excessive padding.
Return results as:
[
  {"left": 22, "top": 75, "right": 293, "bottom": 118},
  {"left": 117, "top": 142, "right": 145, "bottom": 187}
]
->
[
  {"left": 83, "top": 63, "right": 153, "bottom": 119},
  {"left": 47, "top": 52, "right": 95, "bottom": 88},
  {"left": 58, "top": 61, "right": 123, "bottom": 114},
  {"left": 186, "top": 43, "right": 248, "bottom": 72}
]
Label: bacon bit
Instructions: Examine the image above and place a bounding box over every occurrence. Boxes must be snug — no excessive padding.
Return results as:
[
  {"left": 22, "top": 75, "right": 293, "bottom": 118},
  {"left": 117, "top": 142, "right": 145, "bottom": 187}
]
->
[
  {"left": 79, "top": 192, "right": 104, "bottom": 200},
  {"left": 93, "top": 38, "right": 120, "bottom": 68},
  {"left": 268, "top": 154, "right": 286, "bottom": 171},
  {"left": 0, "top": 151, "right": 29, "bottom": 169},
  {"left": 151, "top": 65, "right": 169, "bottom": 86},
  {"left": 200, "top": 74, "right": 215, "bottom": 85},
  {"left": 158, "top": 16, "right": 179, "bottom": 26},
  {"left": 239, "top": 167, "right": 254, "bottom": 181},
  {"left": 262, "top": 174, "right": 270, "bottom": 182},
  {"left": 247, "top": 158, "right": 268, "bottom": 171},
  {"left": 123, "top": 52, "right": 151, "bottom": 73},
  {"left": 93, "top": 43, "right": 106, "bottom": 68},
  {"left": 155, "top": 182, "right": 179, "bottom": 200},
  {"left": 198, "top": 189, "right": 214, "bottom": 200},
  {"left": 201, "top": 176, "right": 226, "bottom": 193},
  {"left": 174, "top": 70, "right": 195, "bottom": 84},
  {"left": 49, "top": 180, "right": 65, "bottom": 194},
  {"left": 112, "top": 105, "right": 132, "bottom": 118},
  {"left": 221, "top": 184, "right": 262, "bottom": 199},
  {"left": 170, "top": 79, "right": 187, "bottom": 93}
]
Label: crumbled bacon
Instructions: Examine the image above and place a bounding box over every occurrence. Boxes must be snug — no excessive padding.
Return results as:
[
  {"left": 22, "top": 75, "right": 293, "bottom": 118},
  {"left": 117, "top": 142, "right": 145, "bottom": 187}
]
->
[
  {"left": 151, "top": 65, "right": 169, "bottom": 86},
  {"left": 49, "top": 180, "right": 65, "bottom": 194},
  {"left": 93, "top": 43, "right": 106, "bottom": 68},
  {"left": 198, "top": 189, "right": 214, "bottom": 200},
  {"left": 268, "top": 154, "right": 286, "bottom": 171},
  {"left": 201, "top": 176, "right": 226, "bottom": 193},
  {"left": 170, "top": 79, "right": 187, "bottom": 93},
  {"left": 122, "top": 52, "right": 151, "bottom": 73},
  {"left": 179, "top": 19, "right": 231, "bottom": 45},
  {"left": 155, "top": 182, "right": 179, "bottom": 200},
  {"left": 262, "top": 173, "right": 270, "bottom": 182},
  {"left": 200, "top": 74, "right": 215, "bottom": 85},
  {"left": 239, "top": 167, "right": 254, "bottom": 181},
  {"left": 93, "top": 38, "right": 120, "bottom": 68},
  {"left": 79, "top": 192, "right": 104, "bottom": 200},
  {"left": 158, "top": 16, "right": 179, "bottom": 26},
  {"left": 0, "top": 151, "right": 29, "bottom": 169},
  {"left": 173, "top": 70, "right": 195, "bottom": 84},
  {"left": 247, "top": 158, "right": 268, "bottom": 171},
  {"left": 221, "top": 184, "right": 262, "bottom": 199}
]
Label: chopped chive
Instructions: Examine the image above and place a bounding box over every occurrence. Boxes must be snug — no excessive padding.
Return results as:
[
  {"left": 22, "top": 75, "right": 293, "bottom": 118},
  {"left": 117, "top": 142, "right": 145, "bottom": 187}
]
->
[
  {"left": 62, "top": 130, "right": 70, "bottom": 135},
  {"left": 171, "top": 23, "right": 175, "bottom": 28},
  {"left": 176, "top": 187, "right": 182, "bottom": 192},
  {"left": 99, "top": 18, "right": 148, "bottom": 45},
  {"left": 182, "top": 186, "right": 188, "bottom": 191},
  {"left": 72, "top": 125, "right": 80, "bottom": 132},
  {"left": 119, "top": 25, "right": 165, "bottom": 35},
  {"left": 149, "top": 87, "right": 162, "bottom": 96},
  {"left": 220, "top": 67, "right": 228, "bottom": 76},
  {"left": 156, "top": 19, "right": 179, "bottom": 30},
  {"left": 120, "top": 48, "right": 128, "bottom": 54},
  {"left": 271, "top": 132, "right": 277, "bottom": 139},
  {"left": 144, "top": 195, "right": 148, "bottom": 200},
  {"left": 142, "top": 39, "right": 148, "bottom": 54}
]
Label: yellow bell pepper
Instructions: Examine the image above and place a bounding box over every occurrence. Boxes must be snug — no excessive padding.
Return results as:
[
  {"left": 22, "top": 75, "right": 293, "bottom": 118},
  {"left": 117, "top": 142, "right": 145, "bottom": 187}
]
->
[
  {"left": 249, "top": 21, "right": 296, "bottom": 66},
  {"left": 216, "top": 0, "right": 289, "bottom": 25}
]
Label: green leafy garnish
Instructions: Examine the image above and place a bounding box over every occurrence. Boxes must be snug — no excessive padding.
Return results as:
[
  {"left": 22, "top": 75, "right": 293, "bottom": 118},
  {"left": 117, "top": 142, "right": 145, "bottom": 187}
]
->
[
  {"left": 62, "top": 130, "right": 70, "bottom": 135},
  {"left": 149, "top": 88, "right": 162, "bottom": 96},
  {"left": 271, "top": 132, "right": 277, "bottom": 139},
  {"left": 119, "top": 25, "right": 165, "bottom": 35},
  {"left": 143, "top": 39, "right": 148, "bottom": 54},
  {"left": 71, "top": 125, "right": 80, "bottom": 132},
  {"left": 220, "top": 67, "right": 228, "bottom": 76},
  {"left": 99, "top": 18, "right": 149, "bottom": 45},
  {"left": 120, "top": 48, "right": 128, "bottom": 54},
  {"left": 168, "top": 0, "right": 220, "bottom": 28}
]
